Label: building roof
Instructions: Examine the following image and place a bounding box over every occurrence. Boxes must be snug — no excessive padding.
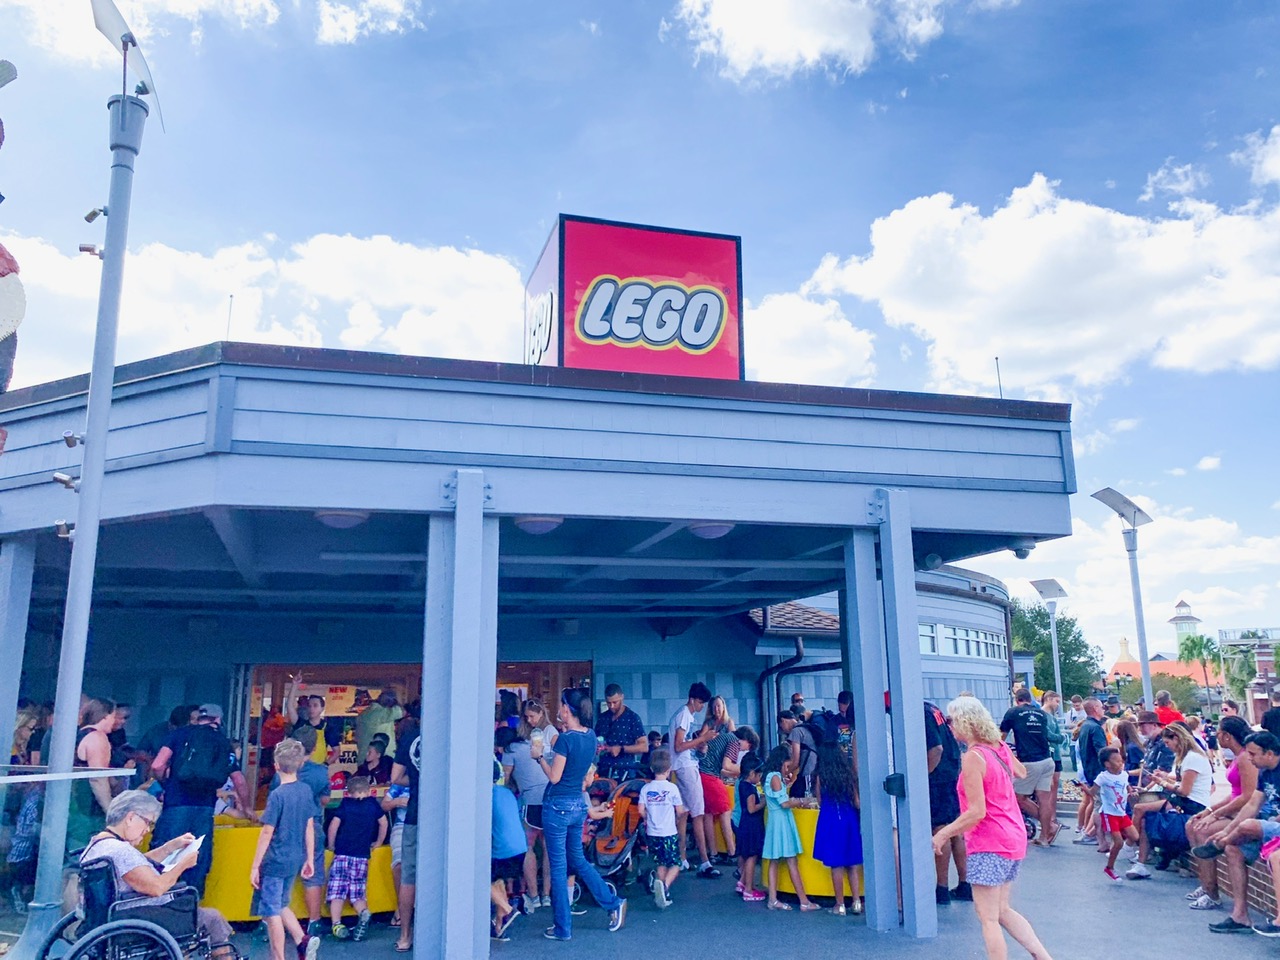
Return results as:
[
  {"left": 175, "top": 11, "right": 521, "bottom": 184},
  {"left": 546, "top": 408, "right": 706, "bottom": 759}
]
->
[
  {"left": 749, "top": 602, "right": 841, "bottom": 634},
  {"left": 1107, "top": 658, "right": 1223, "bottom": 686}
]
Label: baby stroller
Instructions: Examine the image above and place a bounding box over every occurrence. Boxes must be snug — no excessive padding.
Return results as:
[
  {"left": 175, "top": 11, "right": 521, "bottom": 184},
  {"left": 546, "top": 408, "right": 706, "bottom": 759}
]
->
[{"left": 581, "top": 777, "right": 647, "bottom": 903}]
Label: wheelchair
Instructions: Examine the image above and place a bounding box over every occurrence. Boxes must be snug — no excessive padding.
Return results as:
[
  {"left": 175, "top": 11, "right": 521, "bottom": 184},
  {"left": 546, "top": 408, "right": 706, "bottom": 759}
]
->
[{"left": 37, "top": 858, "right": 245, "bottom": 960}]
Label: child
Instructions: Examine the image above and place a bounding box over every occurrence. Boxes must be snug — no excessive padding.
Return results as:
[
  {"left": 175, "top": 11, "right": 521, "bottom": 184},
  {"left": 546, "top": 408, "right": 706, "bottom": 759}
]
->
[
  {"left": 735, "top": 755, "right": 765, "bottom": 903},
  {"left": 1093, "top": 746, "right": 1139, "bottom": 882},
  {"left": 250, "top": 738, "right": 320, "bottom": 960},
  {"left": 813, "top": 742, "right": 863, "bottom": 915},
  {"left": 325, "top": 776, "right": 387, "bottom": 940},
  {"left": 638, "top": 748, "right": 685, "bottom": 909},
  {"left": 491, "top": 761, "right": 528, "bottom": 941},
  {"left": 760, "top": 745, "right": 818, "bottom": 911}
]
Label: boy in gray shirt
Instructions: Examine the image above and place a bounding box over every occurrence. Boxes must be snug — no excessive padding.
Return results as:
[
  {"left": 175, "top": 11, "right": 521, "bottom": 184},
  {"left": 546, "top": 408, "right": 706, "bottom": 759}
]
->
[{"left": 251, "top": 738, "right": 321, "bottom": 960}]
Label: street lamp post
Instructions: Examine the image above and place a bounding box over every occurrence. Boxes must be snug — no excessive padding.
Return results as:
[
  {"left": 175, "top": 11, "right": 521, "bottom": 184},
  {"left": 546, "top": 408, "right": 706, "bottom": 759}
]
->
[
  {"left": 1030, "top": 579, "right": 1068, "bottom": 702},
  {"left": 1092, "top": 487, "right": 1156, "bottom": 711}
]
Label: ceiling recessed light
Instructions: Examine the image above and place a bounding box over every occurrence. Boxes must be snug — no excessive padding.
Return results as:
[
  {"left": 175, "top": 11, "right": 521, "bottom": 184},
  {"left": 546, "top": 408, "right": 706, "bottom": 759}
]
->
[{"left": 315, "top": 509, "right": 370, "bottom": 530}]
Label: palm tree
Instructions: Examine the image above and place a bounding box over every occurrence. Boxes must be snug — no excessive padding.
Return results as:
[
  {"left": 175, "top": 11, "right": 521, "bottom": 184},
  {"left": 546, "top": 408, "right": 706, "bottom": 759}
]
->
[{"left": 1178, "top": 633, "right": 1220, "bottom": 713}]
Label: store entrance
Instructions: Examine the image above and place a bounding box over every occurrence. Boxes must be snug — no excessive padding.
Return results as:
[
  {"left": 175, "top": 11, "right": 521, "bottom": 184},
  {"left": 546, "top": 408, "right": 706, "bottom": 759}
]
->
[
  {"left": 496, "top": 660, "right": 593, "bottom": 714},
  {"left": 244, "top": 663, "right": 422, "bottom": 806}
]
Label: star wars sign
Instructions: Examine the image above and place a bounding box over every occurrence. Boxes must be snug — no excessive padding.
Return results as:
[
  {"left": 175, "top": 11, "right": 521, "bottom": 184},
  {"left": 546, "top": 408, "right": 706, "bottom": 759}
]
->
[{"left": 524, "top": 215, "right": 743, "bottom": 380}]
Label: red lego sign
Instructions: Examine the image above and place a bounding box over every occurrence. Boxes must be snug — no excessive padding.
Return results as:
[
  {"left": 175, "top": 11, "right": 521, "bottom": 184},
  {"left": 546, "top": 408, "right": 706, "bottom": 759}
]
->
[{"left": 525, "top": 215, "right": 743, "bottom": 380}]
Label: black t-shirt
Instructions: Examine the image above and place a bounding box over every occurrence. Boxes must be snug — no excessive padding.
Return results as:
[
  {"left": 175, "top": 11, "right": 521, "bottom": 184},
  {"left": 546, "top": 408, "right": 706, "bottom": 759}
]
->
[
  {"left": 393, "top": 733, "right": 422, "bottom": 826},
  {"left": 924, "top": 702, "right": 960, "bottom": 784},
  {"left": 1262, "top": 709, "right": 1280, "bottom": 739},
  {"left": 332, "top": 796, "right": 387, "bottom": 858},
  {"left": 1078, "top": 717, "right": 1108, "bottom": 785},
  {"left": 1000, "top": 704, "right": 1051, "bottom": 763}
]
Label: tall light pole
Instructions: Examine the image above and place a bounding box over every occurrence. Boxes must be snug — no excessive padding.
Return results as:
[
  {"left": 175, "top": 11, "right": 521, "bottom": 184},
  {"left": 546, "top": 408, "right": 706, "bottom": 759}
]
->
[
  {"left": 11, "top": 5, "right": 157, "bottom": 955},
  {"left": 1092, "top": 487, "right": 1155, "bottom": 711},
  {"left": 1030, "top": 579, "right": 1068, "bottom": 703}
]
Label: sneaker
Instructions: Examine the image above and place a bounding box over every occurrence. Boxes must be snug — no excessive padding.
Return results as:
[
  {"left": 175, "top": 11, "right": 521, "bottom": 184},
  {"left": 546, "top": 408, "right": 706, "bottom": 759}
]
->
[
  {"left": 697, "top": 865, "right": 722, "bottom": 879},
  {"left": 1209, "top": 918, "right": 1253, "bottom": 934},
  {"left": 1254, "top": 920, "right": 1280, "bottom": 937},
  {"left": 712, "top": 853, "right": 735, "bottom": 866},
  {"left": 1103, "top": 868, "right": 1123, "bottom": 883},
  {"left": 1125, "top": 863, "right": 1152, "bottom": 880},
  {"left": 950, "top": 881, "right": 973, "bottom": 902},
  {"left": 654, "top": 878, "right": 667, "bottom": 909},
  {"left": 353, "top": 909, "right": 371, "bottom": 941},
  {"left": 330, "top": 924, "right": 349, "bottom": 940},
  {"left": 308, "top": 920, "right": 327, "bottom": 938},
  {"left": 642, "top": 870, "right": 655, "bottom": 895},
  {"left": 540, "top": 895, "right": 552, "bottom": 909},
  {"left": 935, "top": 884, "right": 951, "bottom": 905},
  {"left": 495, "top": 909, "right": 517, "bottom": 939},
  {"left": 1193, "top": 842, "right": 1225, "bottom": 860},
  {"left": 569, "top": 904, "right": 588, "bottom": 917},
  {"left": 491, "top": 920, "right": 510, "bottom": 943},
  {"left": 743, "top": 890, "right": 766, "bottom": 902},
  {"left": 680, "top": 859, "right": 693, "bottom": 872},
  {"left": 544, "top": 927, "right": 572, "bottom": 941},
  {"left": 1073, "top": 835, "right": 1098, "bottom": 845},
  {"left": 1186, "top": 886, "right": 1208, "bottom": 901},
  {"left": 297, "top": 935, "right": 320, "bottom": 960},
  {"left": 519, "top": 895, "right": 536, "bottom": 916},
  {"left": 608, "top": 899, "right": 628, "bottom": 932},
  {"left": 1190, "top": 894, "right": 1223, "bottom": 911}
]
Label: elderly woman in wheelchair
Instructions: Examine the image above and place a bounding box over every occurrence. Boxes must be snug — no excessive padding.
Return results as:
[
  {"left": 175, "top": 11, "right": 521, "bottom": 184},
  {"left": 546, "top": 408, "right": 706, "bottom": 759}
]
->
[{"left": 41, "top": 790, "right": 242, "bottom": 960}]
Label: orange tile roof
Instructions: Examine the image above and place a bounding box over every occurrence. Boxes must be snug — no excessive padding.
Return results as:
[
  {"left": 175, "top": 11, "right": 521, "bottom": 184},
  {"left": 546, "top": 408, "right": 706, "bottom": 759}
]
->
[{"left": 1107, "top": 658, "right": 1223, "bottom": 686}]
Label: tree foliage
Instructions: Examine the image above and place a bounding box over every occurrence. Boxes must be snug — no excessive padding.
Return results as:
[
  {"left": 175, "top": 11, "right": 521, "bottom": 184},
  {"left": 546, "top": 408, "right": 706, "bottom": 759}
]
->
[
  {"left": 1010, "top": 598, "right": 1103, "bottom": 699},
  {"left": 1119, "top": 672, "right": 1201, "bottom": 714},
  {"left": 1177, "top": 633, "right": 1220, "bottom": 698}
]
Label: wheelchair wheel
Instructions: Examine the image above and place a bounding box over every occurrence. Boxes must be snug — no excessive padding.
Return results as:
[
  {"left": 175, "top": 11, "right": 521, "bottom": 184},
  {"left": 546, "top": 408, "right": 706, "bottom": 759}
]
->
[
  {"left": 35, "top": 911, "right": 81, "bottom": 959},
  {"left": 1023, "top": 814, "right": 1038, "bottom": 842},
  {"left": 65, "top": 918, "right": 183, "bottom": 960}
]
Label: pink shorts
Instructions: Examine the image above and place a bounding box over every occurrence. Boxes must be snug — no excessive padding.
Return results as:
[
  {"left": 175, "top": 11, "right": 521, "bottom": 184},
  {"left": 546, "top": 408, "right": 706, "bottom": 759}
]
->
[{"left": 1261, "top": 837, "right": 1280, "bottom": 862}]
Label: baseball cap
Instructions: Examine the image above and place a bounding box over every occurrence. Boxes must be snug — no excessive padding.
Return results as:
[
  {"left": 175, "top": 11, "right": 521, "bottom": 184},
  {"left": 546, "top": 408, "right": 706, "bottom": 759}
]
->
[{"left": 197, "top": 703, "right": 224, "bottom": 722}]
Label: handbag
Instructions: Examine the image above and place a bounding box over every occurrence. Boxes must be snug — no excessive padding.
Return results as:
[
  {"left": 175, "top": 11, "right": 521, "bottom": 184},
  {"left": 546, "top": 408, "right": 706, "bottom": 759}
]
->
[{"left": 1144, "top": 809, "right": 1191, "bottom": 851}]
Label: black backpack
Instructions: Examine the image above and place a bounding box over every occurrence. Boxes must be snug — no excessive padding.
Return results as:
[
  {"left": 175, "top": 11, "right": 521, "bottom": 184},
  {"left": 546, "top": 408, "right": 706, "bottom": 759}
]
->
[
  {"left": 173, "top": 725, "right": 233, "bottom": 793},
  {"left": 798, "top": 719, "right": 827, "bottom": 749}
]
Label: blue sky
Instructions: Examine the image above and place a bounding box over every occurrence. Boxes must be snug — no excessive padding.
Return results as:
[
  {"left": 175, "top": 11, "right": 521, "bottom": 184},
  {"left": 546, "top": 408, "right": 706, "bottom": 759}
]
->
[{"left": 2, "top": 0, "right": 1279, "bottom": 662}]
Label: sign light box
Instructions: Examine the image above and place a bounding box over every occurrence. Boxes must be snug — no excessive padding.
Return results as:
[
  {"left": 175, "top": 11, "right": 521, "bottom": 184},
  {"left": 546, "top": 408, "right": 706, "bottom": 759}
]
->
[{"left": 524, "top": 215, "right": 743, "bottom": 380}]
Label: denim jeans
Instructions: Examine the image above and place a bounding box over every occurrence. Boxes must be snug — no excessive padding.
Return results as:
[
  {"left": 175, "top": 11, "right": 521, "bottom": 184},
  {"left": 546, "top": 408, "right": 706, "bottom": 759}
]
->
[
  {"left": 151, "top": 804, "right": 214, "bottom": 896},
  {"left": 542, "top": 794, "right": 621, "bottom": 939}
]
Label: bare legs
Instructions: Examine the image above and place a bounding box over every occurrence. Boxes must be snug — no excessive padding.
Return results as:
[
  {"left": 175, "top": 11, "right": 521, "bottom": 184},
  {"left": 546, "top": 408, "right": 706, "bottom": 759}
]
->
[
  {"left": 971, "top": 882, "right": 1053, "bottom": 960},
  {"left": 933, "top": 826, "right": 967, "bottom": 889}
]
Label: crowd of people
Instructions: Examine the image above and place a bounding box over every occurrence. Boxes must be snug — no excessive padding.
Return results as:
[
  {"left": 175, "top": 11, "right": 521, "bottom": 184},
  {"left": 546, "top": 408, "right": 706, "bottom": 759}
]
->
[{"left": 490, "top": 681, "right": 865, "bottom": 942}]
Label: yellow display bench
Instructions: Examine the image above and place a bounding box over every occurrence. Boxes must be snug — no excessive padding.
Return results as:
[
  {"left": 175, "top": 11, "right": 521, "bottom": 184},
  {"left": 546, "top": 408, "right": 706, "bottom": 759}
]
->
[
  {"left": 765, "top": 807, "right": 863, "bottom": 899},
  {"left": 202, "top": 821, "right": 397, "bottom": 921}
]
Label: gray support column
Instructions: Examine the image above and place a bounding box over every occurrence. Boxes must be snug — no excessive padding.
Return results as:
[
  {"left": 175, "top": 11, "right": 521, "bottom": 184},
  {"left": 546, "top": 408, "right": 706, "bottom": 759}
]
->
[
  {"left": 876, "top": 488, "right": 936, "bottom": 939},
  {"left": 0, "top": 536, "right": 36, "bottom": 762},
  {"left": 417, "top": 469, "right": 499, "bottom": 960},
  {"left": 841, "top": 529, "right": 896, "bottom": 932}
]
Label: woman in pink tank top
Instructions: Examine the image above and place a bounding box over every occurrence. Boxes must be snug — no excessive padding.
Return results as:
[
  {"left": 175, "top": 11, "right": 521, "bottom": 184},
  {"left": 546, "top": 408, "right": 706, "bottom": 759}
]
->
[
  {"left": 931, "top": 696, "right": 1052, "bottom": 960},
  {"left": 1184, "top": 716, "right": 1257, "bottom": 909}
]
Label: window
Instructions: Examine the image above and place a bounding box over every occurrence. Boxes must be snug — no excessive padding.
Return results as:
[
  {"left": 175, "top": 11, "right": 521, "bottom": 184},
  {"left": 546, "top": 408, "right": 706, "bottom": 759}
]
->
[
  {"left": 919, "top": 623, "right": 937, "bottom": 655},
  {"left": 943, "top": 626, "right": 959, "bottom": 656}
]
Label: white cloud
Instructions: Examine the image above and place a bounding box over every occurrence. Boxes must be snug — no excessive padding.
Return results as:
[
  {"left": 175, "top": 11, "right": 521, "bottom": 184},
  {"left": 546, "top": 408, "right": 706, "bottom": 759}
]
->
[
  {"left": 1, "top": 230, "right": 522, "bottom": 389},
  {"left": 979, "top": 496, "right": 1280, "bottom": 664},
  {"left": 1196, "top": 455, "right": 1221, "bottom": 471},
  {"left": 670, "top": 0, "right": 984, "bottom": 82},
  {"left": 0, "top": 0, "right": 418, "bottom": 60},
  {"left": 1167, "top": 467, "right": 1187, "bottom": 477},
  {"left": 316, "top": 0, "right": 420, "bottom": 45},
  {"left": 744, "top": 293, "right": 876, "bottom": 387},
  {"left": 1074, "top": 417, "right": 1140, "bottom": 457},
  {"left": 1232, "top": 126, "right": 1280, "bottom": 188},
  {"left": 1139, "top": 158, "right": 1210, "bottom": 202},
  {"left": 805, "top": 173, "right": 1280, "bottom": 397}
]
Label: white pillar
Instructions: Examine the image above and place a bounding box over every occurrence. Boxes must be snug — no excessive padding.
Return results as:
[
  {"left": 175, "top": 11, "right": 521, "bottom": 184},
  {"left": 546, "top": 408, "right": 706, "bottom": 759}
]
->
[
  {"left": 0, "top": 536, "right": 36, "bottom": 763},
  {"left": 875, "top": 488, "right": 936, "bottom": 938},
  {"left": 841, "top": 529, "right": 897, "bottom": 931},
  {"left": 415, "top": 469, "right": 499, "bottom": 959}
]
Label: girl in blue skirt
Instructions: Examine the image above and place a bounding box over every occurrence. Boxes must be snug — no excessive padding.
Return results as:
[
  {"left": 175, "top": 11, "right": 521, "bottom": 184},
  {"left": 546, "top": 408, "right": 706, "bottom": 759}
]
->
[{"left": 813, "top": 742, "right": 863, "bottom": 915}]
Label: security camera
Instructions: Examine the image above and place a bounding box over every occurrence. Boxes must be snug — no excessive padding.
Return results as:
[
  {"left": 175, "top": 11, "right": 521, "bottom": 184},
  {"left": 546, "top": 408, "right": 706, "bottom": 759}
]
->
[
  {"left": 1010, "top": 537, "right": 1037, "bottom": 560},
  {"left": 62, "top": 431, "right": 82, "bottom": 448},
  {"left": 52, "top": 472, "right": 78, "bottom": 490},
  {"left": 54, "top": 520, "right": 74, "bottom": 539},
  {"left": 84, "top": 207, "right": 106, "bottom": 223},
  {"left": 78, "top": 244, "right": 103, "bottom": 259},
  {"left": 135, "top": 81, "right": 151, "bottom": 96},
  {"left": 923, "top": 553, "right": 943, "bottom": 570}
]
